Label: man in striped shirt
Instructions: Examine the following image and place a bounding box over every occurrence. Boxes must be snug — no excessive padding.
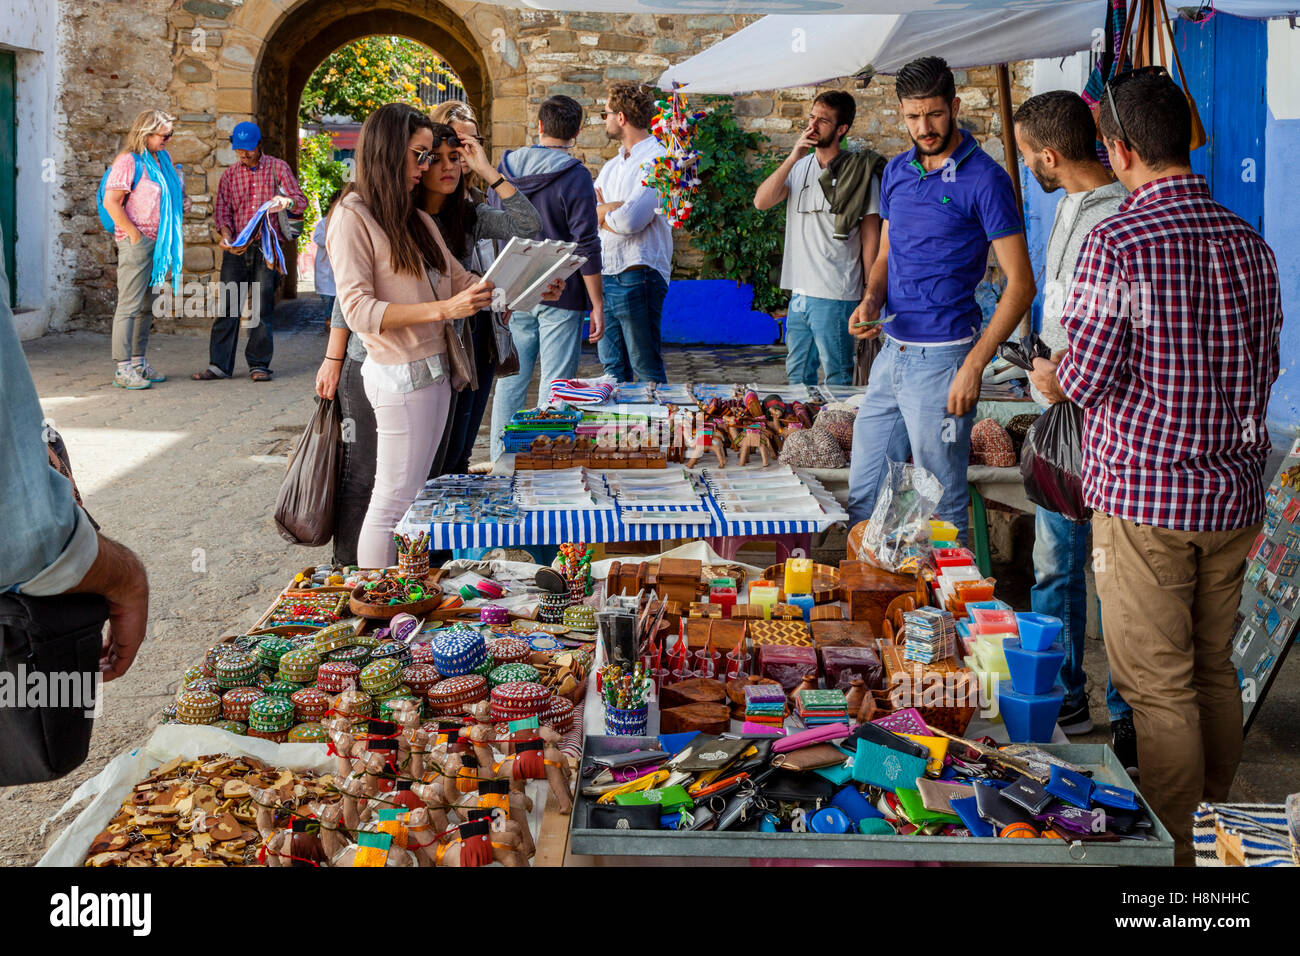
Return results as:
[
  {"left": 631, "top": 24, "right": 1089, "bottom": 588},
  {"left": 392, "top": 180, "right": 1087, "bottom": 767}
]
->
[
  {"left": 195, "top": 122, "right": 306, "bottom": 382},
  {"left": 1031, "top": 70, "right": 1282, "bottom": 864}
]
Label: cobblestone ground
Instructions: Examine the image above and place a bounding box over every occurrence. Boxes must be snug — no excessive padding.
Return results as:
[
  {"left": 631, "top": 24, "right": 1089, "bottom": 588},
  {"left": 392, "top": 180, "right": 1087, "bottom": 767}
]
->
[{"left": 5, "top": 295, "right": 1297, "bottom": 863}]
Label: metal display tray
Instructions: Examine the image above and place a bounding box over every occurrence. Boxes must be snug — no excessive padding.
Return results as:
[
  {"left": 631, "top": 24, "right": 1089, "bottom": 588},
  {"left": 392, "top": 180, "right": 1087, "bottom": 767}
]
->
[{"left": 569, "top": 736, "right": 1175, "bottom": 865}]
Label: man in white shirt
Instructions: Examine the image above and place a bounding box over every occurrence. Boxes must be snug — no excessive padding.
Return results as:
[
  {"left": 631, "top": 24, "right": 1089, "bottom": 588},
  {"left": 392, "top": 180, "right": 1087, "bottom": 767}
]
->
[
  {"left": 754, "top": 90, "right": 882, "bottom": 387},
  {"left": 595, "top": 83, "right": 674, "bottom": 383}
]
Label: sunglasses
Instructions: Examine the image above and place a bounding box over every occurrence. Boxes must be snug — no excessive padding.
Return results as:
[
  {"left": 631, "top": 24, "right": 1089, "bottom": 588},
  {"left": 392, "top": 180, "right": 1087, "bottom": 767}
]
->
[
  {"left": 409, "top": 136, "right": 461, "bottom": 167},
  {"left": 1104, "top": 65, "right": 1168, "bottom": 148},
  {"left": 156, "top": 131, "right": 173, "bottom": 141}
]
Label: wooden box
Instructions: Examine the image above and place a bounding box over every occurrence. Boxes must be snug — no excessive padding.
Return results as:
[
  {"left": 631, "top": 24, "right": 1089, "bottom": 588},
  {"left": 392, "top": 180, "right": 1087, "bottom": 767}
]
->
[
  {"left": 748, "top": 620, "right": 813, "bottom": 647},
  {"left": 688, "top": 602, "right": 721, "bottom": 619},
  {"left": 811, "top": 619, "right": 877, "bottom": 649},
  {"left": 707, "top": 619, "right": 747, "bottom": 654},
  {"left": 657, "top": 558, "right": 703, "bottom": 606},
  {"left": 837, "top": 561, "right": 921, "bottom": 634},
  {"left": 877, "top": 640, "right": 978, "bottom": 736}
]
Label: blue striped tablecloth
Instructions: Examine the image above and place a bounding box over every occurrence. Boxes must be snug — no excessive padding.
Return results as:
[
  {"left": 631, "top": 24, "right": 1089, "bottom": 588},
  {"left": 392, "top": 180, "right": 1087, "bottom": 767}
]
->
[{"left": 397, "top": 486, "right": 847, "bottom": 550}]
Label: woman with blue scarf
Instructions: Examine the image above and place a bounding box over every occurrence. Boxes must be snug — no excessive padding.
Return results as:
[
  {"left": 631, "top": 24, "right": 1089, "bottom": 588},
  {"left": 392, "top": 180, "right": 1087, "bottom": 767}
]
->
[{"left": 102, "top": 109, "right": 189, "bottom": 390}]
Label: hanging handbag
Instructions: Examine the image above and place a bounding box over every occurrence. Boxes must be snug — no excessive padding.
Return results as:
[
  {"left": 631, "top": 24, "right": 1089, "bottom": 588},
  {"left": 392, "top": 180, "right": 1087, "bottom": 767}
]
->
[
  {"left": 429, "top": 270, "right": 477, "bottom": 393},
  {"left": 274, "top": 396, "right": 341, "bottom": 546},
  {"left": 1109, "top": 0, "right": 1206, "bottom": 151},
  {"left": 0, "top": 592, "right": 108, "bottom": 785},
  {"left": 489, "top": 312, "right": 520, "bottom": 378}
]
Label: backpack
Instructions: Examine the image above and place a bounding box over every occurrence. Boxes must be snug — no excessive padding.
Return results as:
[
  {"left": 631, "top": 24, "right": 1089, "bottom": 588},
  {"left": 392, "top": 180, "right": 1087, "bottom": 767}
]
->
[{"left": 96, "top": 153, "right": 145, "bottom": 233}]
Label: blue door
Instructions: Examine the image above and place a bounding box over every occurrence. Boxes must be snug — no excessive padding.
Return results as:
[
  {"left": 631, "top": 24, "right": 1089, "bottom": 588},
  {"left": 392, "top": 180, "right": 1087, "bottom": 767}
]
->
[{"left": 1173, "top": 13, "right": 1267, "bottom": 232}]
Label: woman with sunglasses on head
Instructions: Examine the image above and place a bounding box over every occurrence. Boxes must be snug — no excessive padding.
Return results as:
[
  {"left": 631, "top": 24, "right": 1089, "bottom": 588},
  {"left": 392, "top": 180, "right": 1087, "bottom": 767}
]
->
[
  {"left": 422, "top": 101, "right": 541, "bottom": 476},
  {"left": 325, "top": 102, "right": 497, "bottom": 568},
  {"left": 101, "top": 109, "right": 189, "bottom": 389}
]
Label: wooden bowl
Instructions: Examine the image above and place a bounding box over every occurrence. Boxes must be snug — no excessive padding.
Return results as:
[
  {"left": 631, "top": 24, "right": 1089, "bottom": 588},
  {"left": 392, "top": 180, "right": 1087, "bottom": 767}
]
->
[{"left": 349, "top": 578, "right": 444, "bottom": 620}]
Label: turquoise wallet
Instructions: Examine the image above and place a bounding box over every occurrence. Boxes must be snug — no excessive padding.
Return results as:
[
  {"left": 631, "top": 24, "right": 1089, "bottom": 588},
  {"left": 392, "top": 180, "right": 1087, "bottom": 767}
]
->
[{"left": 852, "top": 738, "right": 928, "bottom": 792}]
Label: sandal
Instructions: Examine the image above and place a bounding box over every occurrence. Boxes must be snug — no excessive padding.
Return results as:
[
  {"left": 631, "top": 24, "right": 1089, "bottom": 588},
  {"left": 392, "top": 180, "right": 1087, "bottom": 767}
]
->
[
  {"left": 192, "top": 368, "right": 226, "bottom": 381},
  {"left": 250, "top": 369, "right": 274, "bottom": 382}
]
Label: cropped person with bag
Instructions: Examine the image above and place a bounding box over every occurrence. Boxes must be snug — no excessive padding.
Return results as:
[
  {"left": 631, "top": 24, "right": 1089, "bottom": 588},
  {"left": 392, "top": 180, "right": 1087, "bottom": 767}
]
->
[
  {"left": 0, "top": 225, "right": 149, "bottom": 785},
  {"left": 424, "top": 100, "right": 541, "bottom": 476},
  {"left": 1030, "top": 71, "right": 1282, "bottom": 864},
  {"left": 326, "top": 104, "right": 564, "bottom": 570}
]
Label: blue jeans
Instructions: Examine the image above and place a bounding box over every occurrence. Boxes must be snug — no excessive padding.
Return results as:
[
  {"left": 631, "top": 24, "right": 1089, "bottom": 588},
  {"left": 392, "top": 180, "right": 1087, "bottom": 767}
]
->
[
  {"left": 847, "top": 337, "right": 975, "bottom": 545},
  {"left": 489, "top": 304, "right": 585, "bottom": 460},
  {"left": 598, "top": 269, "right": 668, "bottom": 383},
  {"left": 1032, "top": 506, "right": 1132, "bottom": 718},
  {"left": 785, "top": 294, "right": 856, "bottom": 386}
]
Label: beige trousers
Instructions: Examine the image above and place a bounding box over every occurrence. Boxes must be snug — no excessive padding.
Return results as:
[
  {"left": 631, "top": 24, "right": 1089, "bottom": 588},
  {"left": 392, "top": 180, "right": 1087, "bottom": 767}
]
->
[{"left": 1091, "top": 511, "right": 1257, "bottom": 865}]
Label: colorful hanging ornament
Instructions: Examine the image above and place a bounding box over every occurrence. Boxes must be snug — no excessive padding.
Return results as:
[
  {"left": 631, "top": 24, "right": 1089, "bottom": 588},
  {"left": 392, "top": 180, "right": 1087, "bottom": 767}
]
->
[{"left": 644, "top": 84, "right": 708, "bottom": 229}]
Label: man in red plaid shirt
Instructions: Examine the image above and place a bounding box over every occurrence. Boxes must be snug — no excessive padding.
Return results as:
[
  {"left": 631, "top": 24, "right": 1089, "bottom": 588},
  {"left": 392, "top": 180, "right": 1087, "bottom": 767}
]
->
[
  {"left": 1032, "top": 71, "right": 1282, "bottom": 864},
  {"left": 193, "top": 121, "right": 306, "bottom": 382}
]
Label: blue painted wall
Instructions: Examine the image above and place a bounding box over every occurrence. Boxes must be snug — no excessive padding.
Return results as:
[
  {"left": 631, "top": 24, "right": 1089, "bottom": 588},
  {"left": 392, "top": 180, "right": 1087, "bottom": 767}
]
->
[{"left": 1264, "top": 109, "right": 1300, "bottom": 436}]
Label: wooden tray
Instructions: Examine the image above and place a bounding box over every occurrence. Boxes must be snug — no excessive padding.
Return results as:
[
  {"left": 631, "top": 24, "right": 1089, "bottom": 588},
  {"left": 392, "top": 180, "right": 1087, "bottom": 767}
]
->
[{"left": 761, "top": 562, "right": 841, "bottom": 604}]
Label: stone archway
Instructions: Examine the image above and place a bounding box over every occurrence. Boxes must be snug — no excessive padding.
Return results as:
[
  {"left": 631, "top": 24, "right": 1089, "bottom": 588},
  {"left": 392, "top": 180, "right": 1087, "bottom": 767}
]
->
[{"left": 166, "top": 0, "right": 521, "bottom": 296}]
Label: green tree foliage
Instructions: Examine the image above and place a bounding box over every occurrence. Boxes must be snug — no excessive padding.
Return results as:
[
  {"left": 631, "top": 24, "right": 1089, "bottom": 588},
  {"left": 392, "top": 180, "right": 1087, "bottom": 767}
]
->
[
  {"left": 299, "top": 36, "right": 461, "bottom": 125},
  {"left": 686, "top": 97, "right": 788, "bottom": 314},
  {"left": 296, "top": 132, "right": 348, "bottom": 254}
]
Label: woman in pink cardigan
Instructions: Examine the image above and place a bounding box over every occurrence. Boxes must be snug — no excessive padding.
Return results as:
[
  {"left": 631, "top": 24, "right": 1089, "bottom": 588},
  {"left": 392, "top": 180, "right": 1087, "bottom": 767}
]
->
[{"left": 326, "top": 103, "right": 496, "bottom": 567}]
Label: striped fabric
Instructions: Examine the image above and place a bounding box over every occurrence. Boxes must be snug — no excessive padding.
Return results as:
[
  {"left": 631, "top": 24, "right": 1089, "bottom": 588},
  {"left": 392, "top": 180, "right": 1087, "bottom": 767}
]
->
[
  {"left": 548, "top": 378, "right": 616, "bottom": 408},
  {"left": 1193, "top": 802, "right": 1296, "bottom": 867},
  {"left": 398, "top": 486, "right": 848, "bottom": 550},
  {"left": 229, "top": 199, "right": 287, "bottom": 274}
]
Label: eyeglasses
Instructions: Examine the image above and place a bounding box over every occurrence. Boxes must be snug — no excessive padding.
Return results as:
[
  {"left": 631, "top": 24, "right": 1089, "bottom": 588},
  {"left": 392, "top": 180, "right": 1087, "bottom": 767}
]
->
[
  {"left": 157, "top": 131, "right": 173, "bottom": 141},
  {"left": 410, "top": 137, "right": 461, "bottom": 167},
  {"left": 1103, "top": 65, "right": 1168, "bottom": 148}
]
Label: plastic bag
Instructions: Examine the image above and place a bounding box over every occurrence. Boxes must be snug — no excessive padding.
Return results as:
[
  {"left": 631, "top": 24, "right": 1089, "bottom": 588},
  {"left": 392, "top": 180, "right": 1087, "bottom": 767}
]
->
[
  {"left": 998, "top": 332, "right": 1091, "bottom": 523},
  {"left": 857, "top": 461, "right": 944, "bottom": 573},
  {"left": 274, "top": 397, "right": 341, "bottom": 546},
  {"left": 1020, "top": 401, "right": 1091, "bottom": 523}
]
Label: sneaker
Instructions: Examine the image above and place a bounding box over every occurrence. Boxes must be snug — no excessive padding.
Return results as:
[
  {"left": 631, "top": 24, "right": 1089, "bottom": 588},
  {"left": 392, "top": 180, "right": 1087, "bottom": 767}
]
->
[
  {"left": 1058, "top": 698, "right": 1094, "bottom": 736},
  {"left": 1111, "top": 714, "right": 1139, "bottom": 777},
  {"left": 113, "top": 366, "right": 152, "bottom": 390},
  {"left": 135, "top": 361, "right": 166, "bottom": 383}
]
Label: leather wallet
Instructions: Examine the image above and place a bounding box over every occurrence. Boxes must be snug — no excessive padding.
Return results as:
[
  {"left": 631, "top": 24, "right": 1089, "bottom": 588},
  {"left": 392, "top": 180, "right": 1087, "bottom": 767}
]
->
[
  {"left": 814, "top": 747, "right": 857, "bottom": 785},
  {"left": 896, "top": 787, "right": 961, "bottom": 826},
  {"left": 1091, "top": 782, "right": 1139, "bottom": 811},
  {"left": 973, "top": 780, "right": 1037, "bottom": 830},
  {"left": 841, "top": 722, "right": 929, "bottom": 759},
  {"left": 772, "top": 722, "right": 851, "bottom": 754},
  {"left": 669, "top": 735, "right": 748, "bottom": 771},
  {"left": 949, "top": 795, "right": 994, "bottom": 837},
  {"left": 774, "top": 742, "right": 849, "bottom": 772},
  {"left": 728, "top": 738, "right": 775, "bottom": 777},
  {"left": 760, "top": 769, "right": 835, "bottom": 804},
  {"left": 1036, "top": 804, "right": 1104, "bottom": 836},
  {"left": 916, "top": 778, "right": 975, "bottom": 815},
  {"left": 900, "top": 734, "right": 949, "bottom": 776},
  {"left": 615, "top": 784, "right": 694, "bottom": 813},
  {"left": 851, "top": 738, "right": 928, "bottom": 792},
  {"left": 589, "top": 802, "right": 663, "bottom": 829},
  {"left": 1003, "top": 776, "right": 1054, "bottom": 815},
  {"left": 1045, "top": 764, "right": 1095, "bottom": 810}
]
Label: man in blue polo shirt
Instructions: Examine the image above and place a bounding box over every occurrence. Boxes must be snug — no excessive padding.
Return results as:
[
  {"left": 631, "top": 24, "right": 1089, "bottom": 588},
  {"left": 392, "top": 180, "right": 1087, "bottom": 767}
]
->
[{"left": 847, "top": 57, "right": 1035, "bottom": 546}]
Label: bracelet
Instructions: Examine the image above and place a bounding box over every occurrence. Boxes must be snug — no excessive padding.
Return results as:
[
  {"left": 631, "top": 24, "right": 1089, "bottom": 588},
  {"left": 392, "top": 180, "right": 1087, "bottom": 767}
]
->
[
  {"left": 324, "top": 356, "right": 344, "bottom": 362},
  {"left": 489, "top": 175, "right": 507, "bottom": 190}
]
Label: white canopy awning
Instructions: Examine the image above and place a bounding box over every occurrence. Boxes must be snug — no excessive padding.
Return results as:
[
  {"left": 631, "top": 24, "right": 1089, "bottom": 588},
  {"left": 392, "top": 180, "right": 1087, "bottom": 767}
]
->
[
  {"left": 488, "top": 0, "right": 1294, "bottom": 17},
  {"left": 656, "top": 7, "right": 1106, "bottom": 94}
]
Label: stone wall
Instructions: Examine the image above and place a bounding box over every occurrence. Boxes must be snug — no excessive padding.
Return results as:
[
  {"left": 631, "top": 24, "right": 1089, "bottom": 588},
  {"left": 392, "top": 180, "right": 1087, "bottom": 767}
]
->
[{"left": 50, "top": 0, "right": 1031, "bottom": 331}]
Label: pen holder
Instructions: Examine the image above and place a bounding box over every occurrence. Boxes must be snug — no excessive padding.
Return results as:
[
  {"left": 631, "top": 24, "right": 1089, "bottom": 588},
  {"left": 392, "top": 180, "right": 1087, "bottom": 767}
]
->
[
  {"left": 538, "top": 591, "right": 570, "bottom": 624},
  {"left": 398, "top": 549, "right": 430, "bottom": 578},
  {"left": 605, "top": 703, "right": 649, "bottom": 736}
]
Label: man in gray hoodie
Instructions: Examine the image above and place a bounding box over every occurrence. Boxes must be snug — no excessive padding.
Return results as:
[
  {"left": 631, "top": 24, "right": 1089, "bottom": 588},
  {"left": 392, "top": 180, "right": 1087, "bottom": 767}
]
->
[
  {"left": 489, "top": 95, "right": 604, "bottom": 460},
  {"left": 1013, "top": 90, "right": 1133, "bottom": 766}
]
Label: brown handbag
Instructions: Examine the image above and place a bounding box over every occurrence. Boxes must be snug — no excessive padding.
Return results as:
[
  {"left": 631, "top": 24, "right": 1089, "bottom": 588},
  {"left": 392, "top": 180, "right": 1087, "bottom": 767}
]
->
[
  {"left": 1110, "top": 0, "right": 1206, "bottom": 151},
  {"left": 429, "top": 270, "right": 477, "bottom": 393}
]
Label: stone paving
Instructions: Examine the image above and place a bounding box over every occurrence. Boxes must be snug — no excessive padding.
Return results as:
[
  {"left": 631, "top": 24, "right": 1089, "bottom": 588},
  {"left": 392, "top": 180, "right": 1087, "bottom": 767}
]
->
[{"left": 4, "top": 294, "right": 1297, "bottom": 864}]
